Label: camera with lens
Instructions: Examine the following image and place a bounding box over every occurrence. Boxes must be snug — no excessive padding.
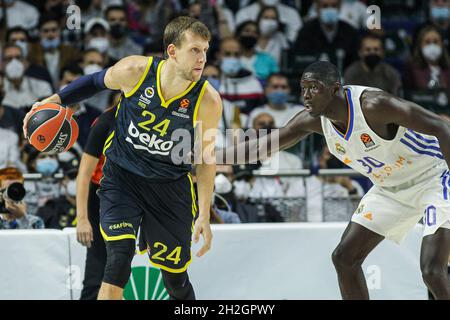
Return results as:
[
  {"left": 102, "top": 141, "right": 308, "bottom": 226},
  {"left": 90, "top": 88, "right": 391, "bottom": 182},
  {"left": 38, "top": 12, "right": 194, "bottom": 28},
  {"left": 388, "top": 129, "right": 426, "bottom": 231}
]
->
[{"left": 0, "top": 182, "right": 26, "bottom": 214}]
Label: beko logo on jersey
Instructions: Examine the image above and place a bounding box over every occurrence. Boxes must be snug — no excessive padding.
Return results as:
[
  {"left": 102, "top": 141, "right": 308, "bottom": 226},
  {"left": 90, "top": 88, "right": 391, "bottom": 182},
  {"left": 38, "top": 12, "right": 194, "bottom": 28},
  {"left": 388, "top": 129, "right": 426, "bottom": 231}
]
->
[{"left": 126, "top": 121, "right": 174, "bottom": 155}]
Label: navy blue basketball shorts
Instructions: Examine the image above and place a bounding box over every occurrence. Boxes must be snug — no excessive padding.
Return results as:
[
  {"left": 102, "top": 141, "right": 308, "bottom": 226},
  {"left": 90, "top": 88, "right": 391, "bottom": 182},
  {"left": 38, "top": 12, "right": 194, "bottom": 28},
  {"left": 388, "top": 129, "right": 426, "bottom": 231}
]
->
[{"left": 97, "top": 159, "right": 198, "bottom": 273}]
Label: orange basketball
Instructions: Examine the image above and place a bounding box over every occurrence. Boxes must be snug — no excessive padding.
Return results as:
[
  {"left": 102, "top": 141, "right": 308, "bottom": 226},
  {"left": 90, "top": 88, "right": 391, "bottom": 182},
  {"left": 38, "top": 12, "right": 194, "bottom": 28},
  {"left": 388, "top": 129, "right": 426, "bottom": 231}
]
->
[{"left": 27, "top": 103, "right": 79, "bottom": 153}]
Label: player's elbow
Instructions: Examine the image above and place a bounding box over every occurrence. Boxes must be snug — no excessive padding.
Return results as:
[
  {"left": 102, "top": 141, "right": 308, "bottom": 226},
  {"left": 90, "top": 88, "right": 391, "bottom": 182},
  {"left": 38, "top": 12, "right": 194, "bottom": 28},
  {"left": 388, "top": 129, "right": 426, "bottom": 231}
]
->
[{"left": 431, "top": 117, "right": 450, "bottom": 139}]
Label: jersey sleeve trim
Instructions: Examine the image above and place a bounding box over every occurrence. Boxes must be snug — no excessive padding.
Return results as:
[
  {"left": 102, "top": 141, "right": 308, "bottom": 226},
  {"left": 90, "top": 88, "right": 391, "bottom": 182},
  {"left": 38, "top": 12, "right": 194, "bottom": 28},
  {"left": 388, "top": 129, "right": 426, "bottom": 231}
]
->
[{"left": 192, "top": 80, "right": 209, "bottom": 127}]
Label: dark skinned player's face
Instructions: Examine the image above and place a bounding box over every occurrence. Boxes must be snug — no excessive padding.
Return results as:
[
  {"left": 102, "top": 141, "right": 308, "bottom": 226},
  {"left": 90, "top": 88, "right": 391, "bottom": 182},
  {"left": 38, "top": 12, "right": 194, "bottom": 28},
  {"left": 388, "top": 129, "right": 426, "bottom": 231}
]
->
[{"left": 301, "top": 72, "right": 335, "bottom": 117}]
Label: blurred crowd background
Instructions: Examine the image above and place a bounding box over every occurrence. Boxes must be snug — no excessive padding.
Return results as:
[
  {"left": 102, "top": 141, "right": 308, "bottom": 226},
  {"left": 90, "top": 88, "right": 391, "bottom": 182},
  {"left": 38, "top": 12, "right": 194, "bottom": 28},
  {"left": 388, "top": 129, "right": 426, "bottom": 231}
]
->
[{"left": 1, "top": 0, "right": 450, "bottom": 229}]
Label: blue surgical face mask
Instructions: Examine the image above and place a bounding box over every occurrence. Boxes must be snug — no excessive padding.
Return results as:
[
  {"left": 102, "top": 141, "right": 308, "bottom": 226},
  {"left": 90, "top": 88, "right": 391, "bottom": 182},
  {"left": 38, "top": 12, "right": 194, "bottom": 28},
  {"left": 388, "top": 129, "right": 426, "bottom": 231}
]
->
[
  {"left": 267, "top": 91, "right": 288, "bottom": 106},
  {"left": 207, "top": 77, "right": 220, "bottom": 91},
  {"left": 431, "top": 6, "right": 450, "bottom": 21},
  {"left": 221, "top": 57, "right": 241, "bottom": 76},
  {"left": 320, "top": 8, "right": 339, "bottom": 25},
  {"left": 41, "top": 37, "right": 61, "bottom": 50},
  {"left": 36, "top": 158, "right": 59, "bottom": 176}
]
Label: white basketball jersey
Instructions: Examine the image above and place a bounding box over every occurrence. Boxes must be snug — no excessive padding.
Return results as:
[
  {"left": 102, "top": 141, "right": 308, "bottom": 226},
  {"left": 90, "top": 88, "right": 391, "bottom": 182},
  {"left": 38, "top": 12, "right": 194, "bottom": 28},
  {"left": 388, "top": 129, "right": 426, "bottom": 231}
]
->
[{"left": 321, "top": 85, "right": 446, "bottom": 187}]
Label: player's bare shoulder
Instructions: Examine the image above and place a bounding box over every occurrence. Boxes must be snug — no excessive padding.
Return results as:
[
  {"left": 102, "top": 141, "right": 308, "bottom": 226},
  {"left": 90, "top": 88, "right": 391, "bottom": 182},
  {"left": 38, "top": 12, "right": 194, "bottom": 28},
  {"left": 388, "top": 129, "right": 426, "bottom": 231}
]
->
[
  {"left": 197, "top": 82, "right": 223, "bottom": 120},
  {"left": 360, "top": 89, "right": 395, "bottom": 123},
  {"left": 105, "top": 55, "right": 151, "bottom": 93}
]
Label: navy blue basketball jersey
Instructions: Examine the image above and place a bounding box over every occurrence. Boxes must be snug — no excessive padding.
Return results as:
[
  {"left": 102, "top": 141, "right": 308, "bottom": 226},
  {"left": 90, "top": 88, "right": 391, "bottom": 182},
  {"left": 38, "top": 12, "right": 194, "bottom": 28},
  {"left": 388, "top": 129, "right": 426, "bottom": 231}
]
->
[{"left": 104, "top": 56, "right": 209, "bottom": 180}]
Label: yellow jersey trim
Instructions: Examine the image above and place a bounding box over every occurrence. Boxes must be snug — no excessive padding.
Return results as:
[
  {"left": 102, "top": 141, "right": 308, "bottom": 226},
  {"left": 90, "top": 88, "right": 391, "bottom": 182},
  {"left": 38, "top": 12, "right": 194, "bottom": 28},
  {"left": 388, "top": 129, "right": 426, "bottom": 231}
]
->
[
  {"left": 100, "top": 225, "right": 136, "bottom": 241},
  {"left": 124, "top": 57, "right": 153, "bottom": 98},
  {"left": 156, "top": 60, "right": 197, "bottom": 108},
  {"left": 192, "top": 81, "right": 208, "bottom": 127},
  {"left": 187, "top": 173, "right": 197, "bottom": 215},
  {"left": 149, "top": 258, "right": 192, "bottom": 273},
  {"left": 115, "top": 101, "right": 121, "bottom": 118},
  {"left": 102, "top": 130, "right": 115, "bottom": 154}
]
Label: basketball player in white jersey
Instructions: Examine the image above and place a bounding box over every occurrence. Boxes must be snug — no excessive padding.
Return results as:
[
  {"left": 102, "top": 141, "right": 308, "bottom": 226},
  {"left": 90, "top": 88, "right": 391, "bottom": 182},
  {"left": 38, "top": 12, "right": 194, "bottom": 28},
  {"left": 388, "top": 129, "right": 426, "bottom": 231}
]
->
[{"left": 228, "top": 61, "right": 450, "bottom": 299}]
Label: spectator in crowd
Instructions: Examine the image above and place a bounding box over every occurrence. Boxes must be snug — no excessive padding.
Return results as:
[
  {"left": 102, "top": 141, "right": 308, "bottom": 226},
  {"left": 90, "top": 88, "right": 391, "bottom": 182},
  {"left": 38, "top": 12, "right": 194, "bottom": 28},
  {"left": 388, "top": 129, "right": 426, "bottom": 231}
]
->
[
  {"left": 0, "top": 72, "right": 23, "bottom": 137},
  {"left": 255, "top": 6, "right": 289, "bottom": 64},
  {"left": 344, "top": 33, "right": 403, "bottom": 96},
  {"left": 212, "top": 174, "right": 242, "bottom": 223},
  {"left": 58, "top": 63, "right": 102, "bottom": 147},
  {"left": 413, "top": 0, "right": 450, "bottom": 52},
  {"left": 1, "top": 44, "right": 52, "bottom": 110},
  {"left": 36, "top": 174, "right": 77, "bottom": 229},
  {"left": 307, "top": 0, "right": 368, "bottom": 30},
  {"left": 5, "top": 27, "right": 53, "bottom": 85},
  {"left": 247, "top": 73, "right": 304, "bottom": 128},
  {"left": 79, "top": 49, "right": 112, "bottom": 112},
  {"left": 0, "top": 0, "right": 40, "bottom": 30},
  {"left": 404, "top": 25, "right": 450, "bottom": 91},
  {"left": 293, "top": 0, "right": 359, "bottom": 74},
  {"left": 0, "top": 167, "right": 44, "bottom": 229},
  {"left": 217, "top": 37, "right": 265, "bottom": 118},
  {"left": 23, "top": 150, "right": 62, "bottom": 215},
  {"left": 236, "top": 20, "right": 279, "bottom": 81},
  {"left": 28, "top": 14, "right": 81, "bottom": 89},
  {"left": 78, "top": 0, "right": 105, "bottom": 24},
  {"left": 127, "top": 0, "right": 182, "bottom": 46},
  {"left": 235, "top": 0, "right": 302, "bottom": 43},
  {"left": 105, "top": 5, "right": 143, "bottom": 63},
  {"left": 0, "top": 127, "right": 22, "bottom": 170},
  {"left": 248, "top": 112, "right": 305, "bottom": 200},
  {"left": 202, "top": 63, "right": 244, "bottom": 147},
  {"left": 143, "top": 39, "right": 165, "bottom": 58},
  {"left": 84, "top": 17, "right": 111, "bottom": 59},
  {"left": 305, "top": 144, "right": 363, "bottom": 222}
]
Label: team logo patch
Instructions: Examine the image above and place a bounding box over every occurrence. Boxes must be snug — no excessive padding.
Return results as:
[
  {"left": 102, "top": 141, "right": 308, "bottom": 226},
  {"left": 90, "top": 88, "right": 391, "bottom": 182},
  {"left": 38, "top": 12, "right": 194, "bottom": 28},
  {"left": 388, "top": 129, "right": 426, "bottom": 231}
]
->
[
  {"left": 335, "top": 143, "right": 346, "bottom": 155},
  {"left": 363, "top": 212, "right": 373, "bottom": 221},
  {"left": 360, "top": 133, "right": 375, "bottom": 148},
  {"left": 356, "top": 204, "right": 365, "bottom": 214},
  {"left": 144, "top": 87, "right": 155, "bottom": 98}
]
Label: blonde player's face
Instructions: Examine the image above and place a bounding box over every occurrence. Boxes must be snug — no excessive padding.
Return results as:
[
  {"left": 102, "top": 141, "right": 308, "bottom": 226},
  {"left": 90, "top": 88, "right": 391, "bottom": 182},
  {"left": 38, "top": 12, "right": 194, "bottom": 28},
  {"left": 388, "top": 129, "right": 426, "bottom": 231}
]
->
[{"left": 176, "top": 31, "right": 209, "bottom": 82}]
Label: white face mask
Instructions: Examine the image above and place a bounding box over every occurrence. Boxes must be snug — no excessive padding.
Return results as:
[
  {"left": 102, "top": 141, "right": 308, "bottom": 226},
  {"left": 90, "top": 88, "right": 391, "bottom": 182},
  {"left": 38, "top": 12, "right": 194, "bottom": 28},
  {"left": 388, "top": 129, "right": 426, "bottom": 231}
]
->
[
  {"left": 15, "top": 40, "right": 28, "bottom": 57},
  {"left": 233, "top": 180, "right": 251, "bottom": 200},
  {"left": 262, "top": 0, "right": 279, "bottom": 6},
  {"left": 83, "top": 64, "right": 103, "bottom": 75},
  {"left": 66, "top": 180, "right": 76, "bottom": 197},
  {"left": 214, "top": 174, "right": 232, "bottom": 194},
  {"left": 5, "top": 58, "right": 25, "bottom": 80},
  {"left": 87, "top": 37, "right": 109, "bottom": 53},
  {"left": 259, "top": 19, "right": 278, "bottom": 36},
  {"left": 422, "top": 44, "right": 442, "bottom": 62}
]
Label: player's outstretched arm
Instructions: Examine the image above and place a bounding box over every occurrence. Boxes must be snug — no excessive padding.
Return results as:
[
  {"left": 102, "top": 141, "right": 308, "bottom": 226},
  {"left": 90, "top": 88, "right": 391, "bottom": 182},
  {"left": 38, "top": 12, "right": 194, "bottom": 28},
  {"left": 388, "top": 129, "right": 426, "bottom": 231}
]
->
[
  {"left": 367, "top": 91, "right": 450, "bottom": 168},
  {"left": 193, "top": 84, "right": 223, "bottom": 258},
  {"left": 23, "top": 55, "right": 148, "bottom": 138},
  {"left": 218, "top": 109, "right": 322, "bottom": 165}
]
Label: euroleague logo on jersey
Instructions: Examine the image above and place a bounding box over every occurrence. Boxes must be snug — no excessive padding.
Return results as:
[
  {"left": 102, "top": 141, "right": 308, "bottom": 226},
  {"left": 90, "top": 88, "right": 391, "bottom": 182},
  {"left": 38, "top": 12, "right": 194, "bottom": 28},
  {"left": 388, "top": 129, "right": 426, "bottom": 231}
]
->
[
  {"left": 178, "top": 99, "right": 190, "bottom": 113},
  {"left": 360, "top": 133, "right": 375, "bottom": 148}
]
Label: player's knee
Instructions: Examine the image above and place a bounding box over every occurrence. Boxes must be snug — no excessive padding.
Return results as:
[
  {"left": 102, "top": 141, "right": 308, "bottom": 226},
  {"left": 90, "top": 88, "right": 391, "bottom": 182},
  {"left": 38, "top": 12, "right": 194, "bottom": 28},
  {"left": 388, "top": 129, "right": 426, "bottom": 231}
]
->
[
  {"left": 103, "top": 239, "right": 135, "bottom": 288},
  {"left": 161, "top": 270, "right": 195, "bottom": 300},
  {"left": 331, "top": 244, "right": 363, "bottom": 269},
  {"left": 421, "top": 263, "right": 447, "bottom": 287}
]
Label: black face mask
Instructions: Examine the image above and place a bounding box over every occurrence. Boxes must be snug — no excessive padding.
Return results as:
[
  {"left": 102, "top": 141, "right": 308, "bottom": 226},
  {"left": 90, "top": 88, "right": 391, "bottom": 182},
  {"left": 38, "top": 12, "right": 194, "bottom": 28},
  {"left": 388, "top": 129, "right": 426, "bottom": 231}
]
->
[
  {"left": 76, "top": 0, "right": 92, "bottom": 11},
  {"left": 363, "top": 54, "right": 382, "bottom": 70},
  {"left": 239, "top": 35, "right": 258, "bottom": 50},
  {"left": 0, "top": 90, "right": 4, "bottom": 105},
  {"left": 110, "top": 24, "right": 128, "bottom": 39}
]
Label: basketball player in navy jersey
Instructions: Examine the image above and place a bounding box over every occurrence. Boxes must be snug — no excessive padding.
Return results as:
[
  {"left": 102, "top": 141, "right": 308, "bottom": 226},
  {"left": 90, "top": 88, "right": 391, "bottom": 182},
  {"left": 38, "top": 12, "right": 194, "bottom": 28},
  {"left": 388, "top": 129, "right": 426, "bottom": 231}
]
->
[
  {"left": 24, "top": 17, "right": 222, "bottom": 300},
  {"left": 224, "top": 61, "right": 450, "bottom": 299}
]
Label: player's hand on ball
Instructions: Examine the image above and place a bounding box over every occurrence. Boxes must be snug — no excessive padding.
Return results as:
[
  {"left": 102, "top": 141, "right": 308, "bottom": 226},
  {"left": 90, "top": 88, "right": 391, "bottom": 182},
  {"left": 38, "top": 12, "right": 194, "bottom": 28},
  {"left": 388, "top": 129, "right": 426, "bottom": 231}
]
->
[
  {"left": 193, "top": 216, "right": 212, "bottom": 257},
  {"left": 76, "top": 217, "right": 93, "bottom": 248},
  {"left": 23, "top": 94, "right": 62, "bottom": 139}
]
